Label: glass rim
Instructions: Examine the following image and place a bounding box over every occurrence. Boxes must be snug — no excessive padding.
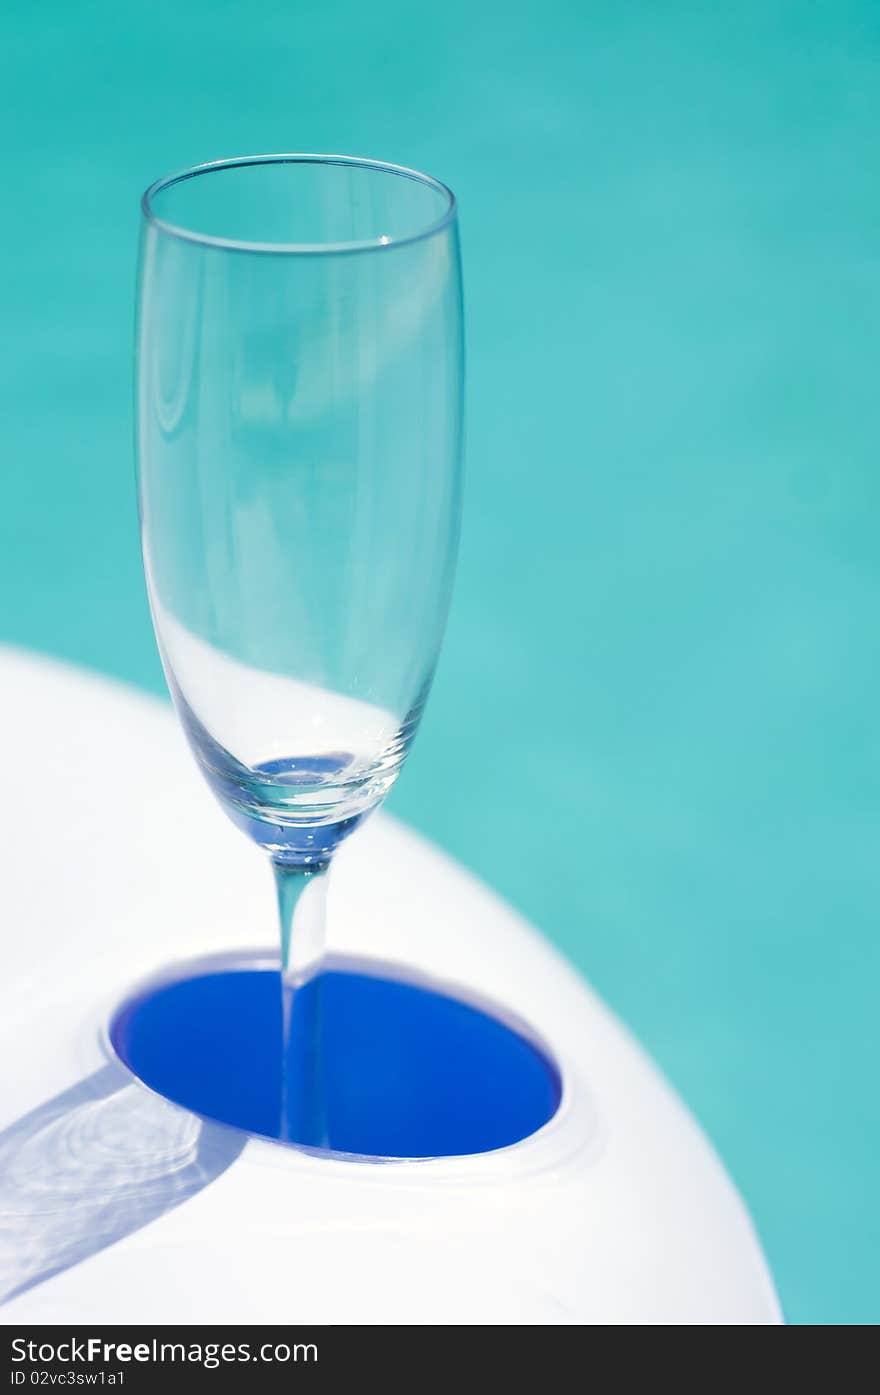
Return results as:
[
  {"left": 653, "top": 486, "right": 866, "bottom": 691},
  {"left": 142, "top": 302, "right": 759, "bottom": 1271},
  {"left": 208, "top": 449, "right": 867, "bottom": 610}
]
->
[{"left": 141, "top": 153, "right": 458, "bottom": 256}]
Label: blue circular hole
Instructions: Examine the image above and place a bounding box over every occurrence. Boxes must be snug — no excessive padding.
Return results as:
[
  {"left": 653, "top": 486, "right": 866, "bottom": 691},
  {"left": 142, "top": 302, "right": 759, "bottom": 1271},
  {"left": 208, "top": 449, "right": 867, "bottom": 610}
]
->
[{"left": 109, "top": 961, "right": 562, "bottom": 1159}]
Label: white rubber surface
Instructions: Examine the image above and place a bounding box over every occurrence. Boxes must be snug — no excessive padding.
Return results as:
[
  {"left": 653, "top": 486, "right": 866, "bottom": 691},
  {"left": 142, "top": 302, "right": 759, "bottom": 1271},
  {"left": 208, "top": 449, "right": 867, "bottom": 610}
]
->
[{"left": 0, "top": 649, "right": 781, "bottom": 1324}]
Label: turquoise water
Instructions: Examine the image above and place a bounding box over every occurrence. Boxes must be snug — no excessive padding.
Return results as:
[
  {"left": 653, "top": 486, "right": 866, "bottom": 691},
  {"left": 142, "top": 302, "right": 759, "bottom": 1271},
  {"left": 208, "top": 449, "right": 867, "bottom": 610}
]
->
[{"left": 2, "top": 0, "right": 879, "bottom": 1322}]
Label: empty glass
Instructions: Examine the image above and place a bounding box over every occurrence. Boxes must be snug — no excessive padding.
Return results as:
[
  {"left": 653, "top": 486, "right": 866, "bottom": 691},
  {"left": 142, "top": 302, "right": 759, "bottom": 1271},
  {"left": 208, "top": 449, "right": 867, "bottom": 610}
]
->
[{"left": 136, "top": 155, "right": 463, "bottom": 1145}]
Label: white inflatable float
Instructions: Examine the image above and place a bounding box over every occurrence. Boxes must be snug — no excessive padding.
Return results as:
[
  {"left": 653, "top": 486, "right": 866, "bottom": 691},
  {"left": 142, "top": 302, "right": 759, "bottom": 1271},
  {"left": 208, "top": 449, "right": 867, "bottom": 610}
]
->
[{"left": 0, "top": 649, "right": 781, "bottom": 1324}]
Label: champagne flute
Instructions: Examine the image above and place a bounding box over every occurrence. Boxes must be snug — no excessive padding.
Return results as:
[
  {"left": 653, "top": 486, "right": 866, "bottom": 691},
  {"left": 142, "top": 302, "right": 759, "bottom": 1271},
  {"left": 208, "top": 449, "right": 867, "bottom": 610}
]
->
[{"left": 136, "top": 155, "right": 463, "bottom": 1146}]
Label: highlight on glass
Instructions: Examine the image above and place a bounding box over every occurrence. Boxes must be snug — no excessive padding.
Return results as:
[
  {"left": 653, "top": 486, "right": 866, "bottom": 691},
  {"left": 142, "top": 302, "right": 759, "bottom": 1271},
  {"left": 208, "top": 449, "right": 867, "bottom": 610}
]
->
[{"left": 136, "top": 155, "right": 464, "bottom": 1146}]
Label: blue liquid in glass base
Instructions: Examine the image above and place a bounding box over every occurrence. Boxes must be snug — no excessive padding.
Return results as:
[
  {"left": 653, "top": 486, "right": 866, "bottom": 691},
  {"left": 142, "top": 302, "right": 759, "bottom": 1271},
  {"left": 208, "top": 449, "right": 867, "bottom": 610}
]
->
[{"left": 110, "top": 963, "right": 561, "bottom": 1159}]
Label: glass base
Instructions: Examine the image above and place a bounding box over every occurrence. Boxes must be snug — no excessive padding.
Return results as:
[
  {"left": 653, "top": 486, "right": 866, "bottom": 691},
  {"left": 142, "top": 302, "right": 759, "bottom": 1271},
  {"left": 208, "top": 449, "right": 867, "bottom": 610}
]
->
[{"left": 109, "top": 955, "right": 561, "bottom": 1160}]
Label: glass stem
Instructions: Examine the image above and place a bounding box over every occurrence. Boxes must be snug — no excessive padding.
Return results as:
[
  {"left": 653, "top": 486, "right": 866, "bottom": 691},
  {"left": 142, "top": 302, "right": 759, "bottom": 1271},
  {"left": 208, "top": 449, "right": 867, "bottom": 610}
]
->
[{"left": 273, "top": 858, "right": 331, "bottom": 1148}]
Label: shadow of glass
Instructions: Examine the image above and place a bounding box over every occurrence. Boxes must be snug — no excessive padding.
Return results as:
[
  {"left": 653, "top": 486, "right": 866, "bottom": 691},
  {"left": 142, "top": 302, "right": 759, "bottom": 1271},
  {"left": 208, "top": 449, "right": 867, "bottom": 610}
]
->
[{"left": 0, "top": 1063, "right": 244, "bottom": 1304}]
